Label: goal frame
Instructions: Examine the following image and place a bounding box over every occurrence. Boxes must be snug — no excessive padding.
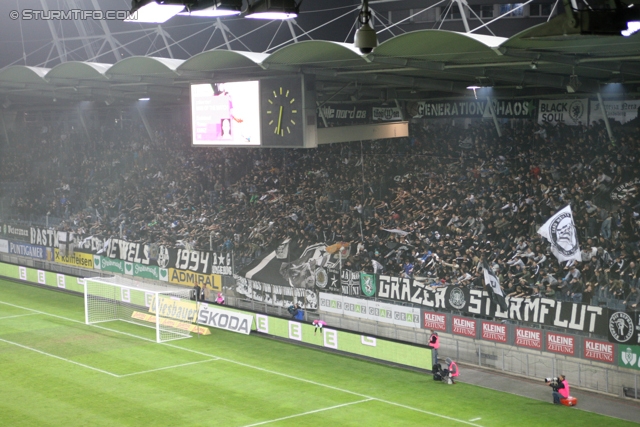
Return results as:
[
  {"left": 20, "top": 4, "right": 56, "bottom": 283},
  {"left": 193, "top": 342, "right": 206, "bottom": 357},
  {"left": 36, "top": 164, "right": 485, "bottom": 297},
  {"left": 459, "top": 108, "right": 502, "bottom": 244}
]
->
[{"left": 84, "top": 276, "right": 197, "bottom": 343}]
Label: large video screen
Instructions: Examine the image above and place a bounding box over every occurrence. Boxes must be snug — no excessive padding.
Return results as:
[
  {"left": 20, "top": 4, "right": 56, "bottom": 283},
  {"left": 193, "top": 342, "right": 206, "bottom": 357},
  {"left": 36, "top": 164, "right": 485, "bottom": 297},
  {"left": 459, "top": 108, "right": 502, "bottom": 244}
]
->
[{"left": 191, "top": 81, "right": 261, "bottom": 146}]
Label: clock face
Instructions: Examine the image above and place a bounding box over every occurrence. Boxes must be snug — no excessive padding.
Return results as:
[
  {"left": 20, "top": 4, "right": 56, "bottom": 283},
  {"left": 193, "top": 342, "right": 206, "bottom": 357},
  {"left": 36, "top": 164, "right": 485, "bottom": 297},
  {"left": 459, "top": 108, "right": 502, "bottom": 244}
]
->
[{"left": 261, "top": 77, "right": 304, "bottom": 147}]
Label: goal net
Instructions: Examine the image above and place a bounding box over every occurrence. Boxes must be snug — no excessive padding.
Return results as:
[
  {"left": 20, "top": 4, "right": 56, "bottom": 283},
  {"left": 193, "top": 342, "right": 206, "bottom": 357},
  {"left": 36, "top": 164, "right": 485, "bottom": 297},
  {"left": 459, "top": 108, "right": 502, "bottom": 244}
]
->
[{"left": 84, "top": 276, "right": 196, "bottom": 343}]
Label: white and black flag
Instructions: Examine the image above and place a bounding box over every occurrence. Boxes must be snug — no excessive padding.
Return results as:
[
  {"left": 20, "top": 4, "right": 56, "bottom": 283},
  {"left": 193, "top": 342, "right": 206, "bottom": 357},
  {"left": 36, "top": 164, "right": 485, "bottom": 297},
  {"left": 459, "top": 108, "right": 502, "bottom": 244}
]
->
[
  {"left": 483, "top": 261, "right": 507, "bottom": 311},
  {"left": 538, "top": 205, "right": 582, "bottom": 263}
]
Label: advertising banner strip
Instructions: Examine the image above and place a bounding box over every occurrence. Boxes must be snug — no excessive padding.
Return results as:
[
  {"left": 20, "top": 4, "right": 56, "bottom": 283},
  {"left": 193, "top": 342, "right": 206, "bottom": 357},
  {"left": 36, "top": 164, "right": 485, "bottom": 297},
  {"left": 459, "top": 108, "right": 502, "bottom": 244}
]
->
[
  {"left": 131, "top": 311, "right": 210, "bottom": 335},
  {"left": 583, "top": 338, "right": 615, "bottom": 364},
  {"left": 0, "top": 239, "right": 8, "bottom": 253},
  {"left": 482, "top": 321, "right": 507, "bottom": 343},
  {"left": 8, "top": 241, "right": 48, "bottom": 260},
  {"left": 196, "top": 304, "right": 252, "bottom": 335},
  {"left": 515, "top": 327, "right": 542, "bottom": 350},
  {"left": 546, "top": 332, "right": 575, "bottom": 356},
  {"left": 422, "top": 310, "right": 447, "bottom": 331},
  {"left": 619, "top": 345, "right": 640, "bottom": 371},
  {"left": 54, "top": 248, "right": 94, "bottom": 269},
  {"left": 168, "top": 268, "right": 221, "bottom": 291}
]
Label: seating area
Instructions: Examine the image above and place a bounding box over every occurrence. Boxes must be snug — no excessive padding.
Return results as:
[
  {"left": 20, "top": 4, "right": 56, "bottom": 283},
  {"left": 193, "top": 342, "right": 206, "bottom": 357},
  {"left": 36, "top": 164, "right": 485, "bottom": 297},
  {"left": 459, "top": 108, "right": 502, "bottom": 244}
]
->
[{"left": 1, "top": 113, "right": 639, "bottom": 307}]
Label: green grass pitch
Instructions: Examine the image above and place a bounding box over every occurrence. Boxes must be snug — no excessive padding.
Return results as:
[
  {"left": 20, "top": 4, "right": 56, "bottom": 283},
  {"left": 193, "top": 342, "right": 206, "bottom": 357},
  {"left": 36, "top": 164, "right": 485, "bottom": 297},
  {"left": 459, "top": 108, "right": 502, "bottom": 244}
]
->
[{"left": 0, "top": 278, "right": 635, "bottom": 427}]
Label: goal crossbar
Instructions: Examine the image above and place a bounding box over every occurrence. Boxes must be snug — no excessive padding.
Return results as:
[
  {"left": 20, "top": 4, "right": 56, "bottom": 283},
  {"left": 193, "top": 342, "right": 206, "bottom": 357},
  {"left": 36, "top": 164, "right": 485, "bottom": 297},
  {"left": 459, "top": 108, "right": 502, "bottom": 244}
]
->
[{"left": 84, "top": 277, "right": 196, "bottom": 343}]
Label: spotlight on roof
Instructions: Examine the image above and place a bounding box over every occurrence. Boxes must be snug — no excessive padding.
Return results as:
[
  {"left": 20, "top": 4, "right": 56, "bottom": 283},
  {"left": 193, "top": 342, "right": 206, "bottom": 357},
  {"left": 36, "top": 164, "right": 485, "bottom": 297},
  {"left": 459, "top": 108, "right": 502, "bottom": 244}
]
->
[
  {"left": 139, "top": 97, "right": 151, "bottom": 101},
  {"left": 244, "top": 0, "right": 299, "bottom": 20},
  {"left": 621, "top": 20, "right": 640, "bottom": 36},
  {"left": 467, "top": 85, "right": 481, "bottom": 99},
  {"left": 178, "top": 0, "right": 242, "bottom": 17},
  {"left": 354, "top": 0, "right": 378, "bottom": 54},
  {"left": 125, "top": 0, "right": 186, "bottom": 23}
]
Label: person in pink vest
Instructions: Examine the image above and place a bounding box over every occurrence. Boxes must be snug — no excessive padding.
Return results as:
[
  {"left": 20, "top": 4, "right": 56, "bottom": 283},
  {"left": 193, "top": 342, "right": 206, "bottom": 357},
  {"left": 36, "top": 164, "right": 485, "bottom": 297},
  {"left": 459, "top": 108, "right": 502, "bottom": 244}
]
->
[
  {"left": 444, "top": 357, "right": 459, "bottom": 383},
  {"left": 551, "top": 375, "right": 570, "bottom": 404},
  {"left": 428, "top": 329, "right": 440, "bottom": 367},
  {"left": 313, "top": 319, "right": 327, "bottom": 335},
  {"left": 215, "top": 293, "right": 225, "bottom": 305}
]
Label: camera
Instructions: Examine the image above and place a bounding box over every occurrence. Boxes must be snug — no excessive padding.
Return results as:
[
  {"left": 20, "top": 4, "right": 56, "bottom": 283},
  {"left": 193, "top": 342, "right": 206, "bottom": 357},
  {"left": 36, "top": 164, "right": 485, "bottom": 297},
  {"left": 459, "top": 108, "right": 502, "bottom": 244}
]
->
[
  {"left": 354, "top": 23, "right": 378, "bottom": 54},
  {"left": 544, "top": 377, "right": 558, "bottom": 383}
]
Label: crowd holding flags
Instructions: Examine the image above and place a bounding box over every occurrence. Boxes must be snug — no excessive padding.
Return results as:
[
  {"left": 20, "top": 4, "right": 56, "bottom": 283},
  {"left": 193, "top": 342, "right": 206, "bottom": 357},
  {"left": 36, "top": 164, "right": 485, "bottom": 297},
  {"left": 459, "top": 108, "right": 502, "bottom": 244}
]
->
[
  {"left": 482, "top": 261, "right": 508, "bottom": 311},
  {"left": 537, "top": 205, "right": 582, "bottom": 263}
]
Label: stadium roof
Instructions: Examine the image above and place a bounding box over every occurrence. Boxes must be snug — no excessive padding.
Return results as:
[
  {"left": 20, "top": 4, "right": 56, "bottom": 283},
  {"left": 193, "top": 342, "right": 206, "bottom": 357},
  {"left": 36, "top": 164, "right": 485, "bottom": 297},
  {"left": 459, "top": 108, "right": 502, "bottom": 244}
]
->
[{"left": 1, "top": 25, "right": 640, "bottom": 107}]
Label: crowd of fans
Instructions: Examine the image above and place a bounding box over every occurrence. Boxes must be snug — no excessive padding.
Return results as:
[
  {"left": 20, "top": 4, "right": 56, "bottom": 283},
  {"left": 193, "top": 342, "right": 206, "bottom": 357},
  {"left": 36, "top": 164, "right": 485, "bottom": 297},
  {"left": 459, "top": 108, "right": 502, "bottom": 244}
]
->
[{"left": 1, "top": 109, "right": 639, "bottom": 309}]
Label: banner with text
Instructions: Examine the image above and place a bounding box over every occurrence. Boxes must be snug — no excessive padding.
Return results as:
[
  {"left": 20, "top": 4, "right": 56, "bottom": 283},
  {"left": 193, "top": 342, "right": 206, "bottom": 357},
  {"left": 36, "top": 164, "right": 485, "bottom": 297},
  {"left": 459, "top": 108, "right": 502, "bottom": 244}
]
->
[
  {"left": 590, "top": 99, "right": 640, "bottom": 125},
  {"left": 375, "top": 275, "right": 608, "bottom": 335},
  {"left": 411, "top": 99, "right": 536, "bottom": 119},
  {"left": 538, "top": 99, "right": 588, "bottom": 125}
]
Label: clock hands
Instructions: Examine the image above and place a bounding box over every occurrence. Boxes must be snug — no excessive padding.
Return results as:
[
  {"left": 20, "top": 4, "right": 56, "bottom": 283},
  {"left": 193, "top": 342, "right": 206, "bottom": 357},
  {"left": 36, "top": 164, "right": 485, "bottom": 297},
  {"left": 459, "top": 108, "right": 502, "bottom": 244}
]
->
[{"left": 276, "top": 105, "right": 283, "bottom": 135}]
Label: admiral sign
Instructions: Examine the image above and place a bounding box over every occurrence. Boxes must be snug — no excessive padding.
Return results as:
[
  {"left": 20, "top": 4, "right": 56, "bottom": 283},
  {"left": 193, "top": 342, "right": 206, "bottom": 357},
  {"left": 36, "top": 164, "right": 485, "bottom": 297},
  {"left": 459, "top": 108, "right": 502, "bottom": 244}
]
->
[
  {"left": 546, "top": 332, "right": 575, "bottom": 356},
  {"left": 482, "top": 321, "right": 507, "bottom": 343},
  {"left": 515, "top": 327, "right": 542, "bottom": 350},
  {"left": 452, "top": 316, "right": 476, "bottom": 338},
  {"left": 422, "top": 311, "right": 446, "bottom": 331},
  {"left": 584, "top": 339, "right": 614, "bottom": 363}
]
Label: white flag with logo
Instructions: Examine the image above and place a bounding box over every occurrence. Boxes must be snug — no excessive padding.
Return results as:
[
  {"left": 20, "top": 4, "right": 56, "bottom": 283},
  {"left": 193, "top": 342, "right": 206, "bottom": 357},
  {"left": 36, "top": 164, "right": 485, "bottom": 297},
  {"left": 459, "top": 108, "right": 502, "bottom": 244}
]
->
[{"left": 538, "top": 205, "right": 581, "bottom": 263}]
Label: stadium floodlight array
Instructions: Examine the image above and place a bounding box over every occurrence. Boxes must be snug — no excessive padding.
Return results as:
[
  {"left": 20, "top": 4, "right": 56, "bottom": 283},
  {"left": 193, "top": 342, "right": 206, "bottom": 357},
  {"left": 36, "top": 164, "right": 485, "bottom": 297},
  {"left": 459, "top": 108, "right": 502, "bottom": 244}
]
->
[{"left": 84, "top": 276, "right": 196, "bottom": 343}]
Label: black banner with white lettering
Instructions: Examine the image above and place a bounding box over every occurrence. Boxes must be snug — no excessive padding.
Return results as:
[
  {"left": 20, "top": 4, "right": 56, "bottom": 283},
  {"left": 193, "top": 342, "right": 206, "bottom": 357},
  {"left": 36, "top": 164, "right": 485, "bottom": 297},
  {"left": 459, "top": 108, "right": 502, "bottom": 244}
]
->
[
  {"left": 1, "top": 223, "right": 30, "bottom": 242},
  {"left": 409, "top": 99, "right": 537, "bottom": 119},
  {"left": 317, "top": 104, "right": 370, "bottom": 127},
  {"left": 232, "top": 276, "right": 318, "bottom": 310},
  {"left": 375, "top": 275, "right": 608, "bottom": 334}
]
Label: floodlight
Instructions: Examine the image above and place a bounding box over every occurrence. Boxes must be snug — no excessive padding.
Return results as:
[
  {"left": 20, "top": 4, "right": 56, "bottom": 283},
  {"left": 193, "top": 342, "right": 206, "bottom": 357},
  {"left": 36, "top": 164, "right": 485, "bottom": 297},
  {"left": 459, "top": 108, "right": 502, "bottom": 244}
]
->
[
  {"left": 178, "top": 0, "right": 242, "bottom": 17},
  {"left": 245, "top": 0, "right": 299, "bottom": 20},
  {"left": 126, "top": 0, "right": 186, "bottom": 23}
]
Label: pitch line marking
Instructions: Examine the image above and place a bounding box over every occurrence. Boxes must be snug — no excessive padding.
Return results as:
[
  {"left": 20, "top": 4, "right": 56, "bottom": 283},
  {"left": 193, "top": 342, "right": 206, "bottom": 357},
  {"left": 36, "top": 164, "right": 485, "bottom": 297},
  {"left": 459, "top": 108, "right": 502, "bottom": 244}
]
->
[
  {"left": 0, "top": 300, "right": 485, "bottom": 427},
  {"left": 470, "top": 418, "right": 482, "bottom": 421},
  {"left": 119, "top": 358, "right": 218, "bottom": 377},
  {"left": 0, "top": 337, "right": 121, "bottom": 377},
  {"left": 240, "top": 398, "right": 374, "bottom": 427},
  {"left": 0, "top": 313, "right": 40, "bottom": 320}
]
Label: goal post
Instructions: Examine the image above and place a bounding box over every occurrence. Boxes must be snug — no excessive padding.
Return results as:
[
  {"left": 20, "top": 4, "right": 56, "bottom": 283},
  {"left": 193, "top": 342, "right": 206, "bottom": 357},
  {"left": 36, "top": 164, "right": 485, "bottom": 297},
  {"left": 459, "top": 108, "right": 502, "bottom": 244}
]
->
[{"left": 84, "top": 276, "right": 197, "bottom": 343}]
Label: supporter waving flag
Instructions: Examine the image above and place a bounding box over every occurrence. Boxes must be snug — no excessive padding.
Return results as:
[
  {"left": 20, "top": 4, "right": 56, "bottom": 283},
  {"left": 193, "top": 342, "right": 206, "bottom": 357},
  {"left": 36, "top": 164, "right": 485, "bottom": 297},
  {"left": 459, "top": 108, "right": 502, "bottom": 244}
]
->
[
  {"left": 483, "top": 261, "right": 507, "bottom": 311},
  {"left": 538, "top": 205, "right": 582, "bottom": 263}
]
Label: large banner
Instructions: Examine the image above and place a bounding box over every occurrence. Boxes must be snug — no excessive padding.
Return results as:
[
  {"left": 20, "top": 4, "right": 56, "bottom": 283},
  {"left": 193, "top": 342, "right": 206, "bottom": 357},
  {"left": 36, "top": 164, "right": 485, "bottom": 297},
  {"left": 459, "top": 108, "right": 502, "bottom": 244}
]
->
[
  {"left": 538, "top": 99, "right": 588, "bottom": 125},
  {"left": 232, "top": 276, "right": 317, "bottom": 310},
  {"left": 590, "top": 99, "right": 640, "bottom": 124},
  {"left": 375, "top": 275, "right": 607, "bottom": 334},
  {"left": 1, "top": 223, "right": 30, "bottom": 242},
  {"left": 410, "top": 99, "right": 536, "bottom": 119}
]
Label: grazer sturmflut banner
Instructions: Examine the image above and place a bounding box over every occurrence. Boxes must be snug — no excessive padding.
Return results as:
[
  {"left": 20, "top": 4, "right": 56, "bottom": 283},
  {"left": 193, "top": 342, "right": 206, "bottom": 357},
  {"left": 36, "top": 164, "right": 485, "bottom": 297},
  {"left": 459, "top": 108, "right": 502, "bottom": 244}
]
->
[{"left": 374, "top": 275, "right": 608, "bottom": 335}]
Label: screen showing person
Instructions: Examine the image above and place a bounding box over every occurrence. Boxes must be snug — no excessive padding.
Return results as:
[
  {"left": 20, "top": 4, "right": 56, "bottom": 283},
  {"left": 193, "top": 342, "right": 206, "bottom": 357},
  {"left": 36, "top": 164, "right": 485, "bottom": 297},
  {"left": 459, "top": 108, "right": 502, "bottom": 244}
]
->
[{"left": 191, "top": 81, "right": 261, "bottom": 146}]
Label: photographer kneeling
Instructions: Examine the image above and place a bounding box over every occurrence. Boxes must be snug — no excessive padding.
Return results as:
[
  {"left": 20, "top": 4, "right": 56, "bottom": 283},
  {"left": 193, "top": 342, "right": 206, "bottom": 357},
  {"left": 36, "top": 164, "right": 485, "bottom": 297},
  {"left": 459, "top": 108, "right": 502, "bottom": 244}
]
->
[{"left": 548, "top": 375, "right": 569, "bottom": 404}]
